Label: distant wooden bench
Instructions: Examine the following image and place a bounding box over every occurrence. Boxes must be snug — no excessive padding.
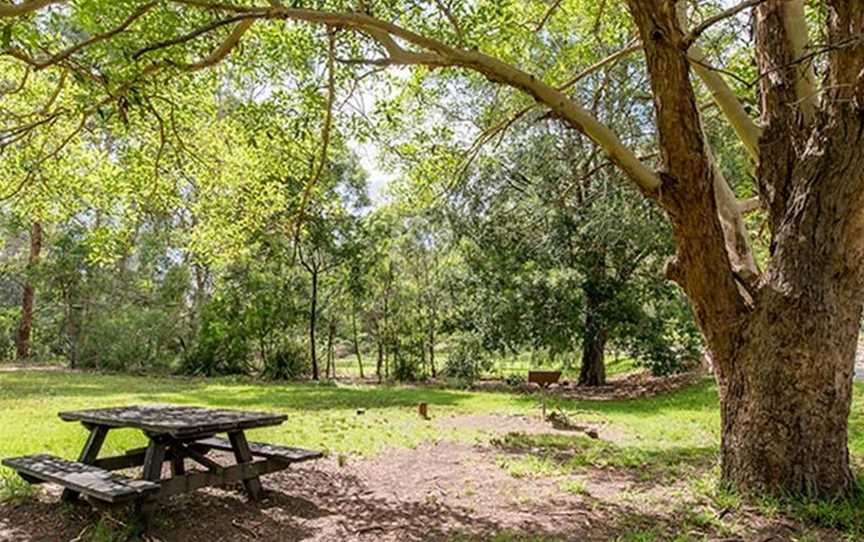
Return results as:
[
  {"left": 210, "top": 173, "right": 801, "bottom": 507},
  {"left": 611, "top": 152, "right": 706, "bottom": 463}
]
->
[
  {"left": 1, "top": 454, "right": 159, "bottom": 504},
  {"left": 193, "top": 437, "right": 323, "bottom": 464}
]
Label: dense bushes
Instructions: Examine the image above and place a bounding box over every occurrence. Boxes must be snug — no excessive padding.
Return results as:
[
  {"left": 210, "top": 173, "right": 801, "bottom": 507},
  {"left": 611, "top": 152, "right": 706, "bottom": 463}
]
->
[
  {"left": 444, "top": 334, "right": 492, "bottom": 382},
  {"left": 261, "top": 340, "right": 310, "bottom": 380},
  {"left": 76, "top": 306, "right": 180, "bottom": 372}
]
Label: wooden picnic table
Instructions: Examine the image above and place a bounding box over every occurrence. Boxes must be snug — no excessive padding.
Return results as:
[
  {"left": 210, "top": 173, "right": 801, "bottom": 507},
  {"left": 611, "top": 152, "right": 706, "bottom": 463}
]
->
[{"left": 2, "top": 404, "right": 322, "bottom": 523}]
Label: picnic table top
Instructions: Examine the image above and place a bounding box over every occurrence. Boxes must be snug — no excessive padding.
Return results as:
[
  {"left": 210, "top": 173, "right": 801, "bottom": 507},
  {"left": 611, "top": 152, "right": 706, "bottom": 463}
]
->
[{"left": 58, "top": 404, "right": 287, "bottom": 438}]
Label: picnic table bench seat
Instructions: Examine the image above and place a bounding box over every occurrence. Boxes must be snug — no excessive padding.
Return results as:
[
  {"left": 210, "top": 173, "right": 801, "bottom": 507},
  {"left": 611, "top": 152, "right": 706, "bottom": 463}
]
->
[
  {"left": 1, "top": 454, "right": 160, "bottom": 504},
  {"left": 193, "top": 437, "right": 323, "bottom": 464}
]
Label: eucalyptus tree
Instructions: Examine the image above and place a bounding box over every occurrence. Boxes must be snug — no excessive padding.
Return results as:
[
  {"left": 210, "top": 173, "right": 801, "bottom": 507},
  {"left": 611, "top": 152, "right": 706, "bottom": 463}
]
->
[{"left": 3, "top": 0, "right": 863, "bottom": 496}]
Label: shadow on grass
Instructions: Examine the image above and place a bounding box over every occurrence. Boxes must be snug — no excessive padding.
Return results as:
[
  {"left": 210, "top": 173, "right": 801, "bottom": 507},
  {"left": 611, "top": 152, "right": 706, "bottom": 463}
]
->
[{"left": 0, "top": 371, "right": 483, "bottom": 412}]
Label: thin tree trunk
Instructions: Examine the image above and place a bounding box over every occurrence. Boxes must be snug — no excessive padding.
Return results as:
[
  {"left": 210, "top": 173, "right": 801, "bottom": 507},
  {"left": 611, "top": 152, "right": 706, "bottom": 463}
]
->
[
  {"left": 352, "top": 310, "right": 364, "bottom": 379},
  {"left": 326, "top": 317, "right": 336, "bottom": 379},
  {"left": 428, "top": 325, "right": 436, "bottom": 378},
  {"left": 16, "top": 221, "right": 42, "bottom": 360},
  {"left": 376, "top": 338, "right": 383, "bottom": 383},
  {"left": 309, "top": 268, "right": 319, "bottom": 380}
]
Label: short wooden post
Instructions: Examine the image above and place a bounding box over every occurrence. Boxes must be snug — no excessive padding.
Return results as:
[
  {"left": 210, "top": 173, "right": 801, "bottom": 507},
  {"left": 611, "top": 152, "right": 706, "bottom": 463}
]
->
[{"left": 418, "top": 402, "right": 429, "bottom": 420}]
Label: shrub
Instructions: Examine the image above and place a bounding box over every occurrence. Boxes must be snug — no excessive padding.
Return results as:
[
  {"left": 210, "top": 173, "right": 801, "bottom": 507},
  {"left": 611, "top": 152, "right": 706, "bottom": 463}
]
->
[
  {"left": 181, "top": 296, "right": 250, "bottom": 376},
  {"left": 75, "top": 305, "right": 180, "bottom": 372},
  {"left": 391, "top": 339, "right": 424, "bottom": 382},
  {"left": 262, "top": 340, "right": 310, "bottom": 380},
  {"left": 444, "top": 334, "right": 492, "bottom": 382}
]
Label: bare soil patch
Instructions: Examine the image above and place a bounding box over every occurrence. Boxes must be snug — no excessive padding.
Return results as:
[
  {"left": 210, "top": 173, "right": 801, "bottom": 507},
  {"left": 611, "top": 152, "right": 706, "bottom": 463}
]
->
[{"left": 0, "top": 413, "right": 843, "bottom": 542}]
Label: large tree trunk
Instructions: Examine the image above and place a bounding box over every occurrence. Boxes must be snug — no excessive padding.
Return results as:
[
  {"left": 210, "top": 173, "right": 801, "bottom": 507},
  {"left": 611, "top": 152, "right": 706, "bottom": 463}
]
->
[
  {"left": 16, "top": 221, "right": 43, "bottom": 360},
  {"left": 719, "top": 292, "right": 859, "bottom": 495},
  {"left": 578, "top": 321, "right": 608, "bottom": 387},
  {"left": 626, "top": 0, "right": 864, "bottom": 497},
  {"left": 715, "top": 110, "right": 864, "bottom": 496}
]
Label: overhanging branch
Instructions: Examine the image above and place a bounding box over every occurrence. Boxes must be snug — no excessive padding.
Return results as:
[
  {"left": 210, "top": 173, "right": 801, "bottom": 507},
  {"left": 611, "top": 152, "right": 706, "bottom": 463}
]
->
[
  {"left": 677, "top": 4, "right": 762, "bottom": 162},
  {"left": 0, "top": 0, "right": 61, "bottom": 18}
]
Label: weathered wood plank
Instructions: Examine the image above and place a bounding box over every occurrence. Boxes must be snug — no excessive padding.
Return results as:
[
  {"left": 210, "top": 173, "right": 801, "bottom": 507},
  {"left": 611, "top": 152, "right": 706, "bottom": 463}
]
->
[
  {"left": 142, "top": 440, "right": 166, "bottom": 482},
  {"left": 93, "top": 451, "right": 146, "bottom": 471},
  {"left": 62, "top": 425, "right": 108, "bottom": 502},
  {"left": 2, "top": 455, "right": 159, "bottom": 504},
  {"left": 157, "top": 458, "right": 283, "bottom": 498},
  {"left": 165, "top": 437, "right": 223, "bottom": 472},
  {"left": 58, "top": 405, "right": 286, "bottom": 438},
  {"left": 195, "top": 437, "right": 323, "bottom": 464}
]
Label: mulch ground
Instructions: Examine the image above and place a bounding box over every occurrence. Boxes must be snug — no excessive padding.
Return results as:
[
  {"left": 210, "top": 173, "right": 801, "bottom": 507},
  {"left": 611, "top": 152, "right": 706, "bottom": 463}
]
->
[{"left": 0, "top": 412, "right": 844, "bottom": 542}]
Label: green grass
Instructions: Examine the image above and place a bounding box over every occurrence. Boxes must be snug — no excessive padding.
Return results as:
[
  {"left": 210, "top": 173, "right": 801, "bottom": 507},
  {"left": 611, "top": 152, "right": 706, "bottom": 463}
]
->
[
  {"left": 0, "top": 467, "right": 37, "bottom": 503},
  {"left": 492, "top": 431, "right": 715, "bottom": 482},
  {"left": 0, "top": 371, "right": 542, "bottom": 462},
  {"left": 2, "top": 372, "right": 862, "bottom": 465}
]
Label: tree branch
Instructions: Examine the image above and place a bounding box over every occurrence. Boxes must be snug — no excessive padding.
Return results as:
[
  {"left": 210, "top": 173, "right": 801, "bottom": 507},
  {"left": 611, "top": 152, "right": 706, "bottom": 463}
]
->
[
  {"left": 254, "top": 6, "right": 660, "bottom": 191},
  {"left": 291, "top": 30, "right": 337, "bottom": 251},
  {"left": 4, "top": 1, "right": 662, "bottom": 196},
  {"left": 535, "top": 0, "right": 563, "bottom": 33},
  {"left": 132, "top": 13, "right": 257, "bottom": 61},
  {"left": 6, "top": 2, "right": 156, "bottom": 70},
  {"left": 677, "top": 3, "right": 762, "bottom": 162},
  {"left": 684, "top": 0, "right": 768, "bottom": 46},
  {"left": 0, "top": 0, "right": 61, "bottom": 18},
  {"left": 433, "top": 0, "right": 465, "bottom": 44},
  {"left": 175, "top": 18, "right": 255, "bottom": 71},
  {"left": 781, "top": 0, "right": 817, "bottom": 124}
]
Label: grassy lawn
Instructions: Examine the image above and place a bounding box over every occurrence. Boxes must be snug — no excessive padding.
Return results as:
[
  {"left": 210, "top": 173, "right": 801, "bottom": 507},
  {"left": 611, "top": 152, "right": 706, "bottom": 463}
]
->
[
  {"left": 1, "top": 370, "right": 863, "bottom": 540},
  {"left": 1, "top": 370, "right": 862, "bottom": 469},
  {"left": 0, "top": 370, "right": 718, "bottom": 462}
]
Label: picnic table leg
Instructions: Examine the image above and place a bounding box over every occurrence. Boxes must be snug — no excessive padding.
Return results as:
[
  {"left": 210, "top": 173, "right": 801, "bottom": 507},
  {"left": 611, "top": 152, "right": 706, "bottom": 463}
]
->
[
  {"left": 170, "top": 453, "right": 185, "bottom": 476},
  {"left": 136, "top": 438, "right": 166, "bottom": 530},
  {"left": 142, "top": 439, "right": 166, "bottom": 481},
  {"left": 228, "top": 431, "right": 263, "bottom": 501},
  {"left": 61, "top": 424, "right": 108, "bottom": 502}
]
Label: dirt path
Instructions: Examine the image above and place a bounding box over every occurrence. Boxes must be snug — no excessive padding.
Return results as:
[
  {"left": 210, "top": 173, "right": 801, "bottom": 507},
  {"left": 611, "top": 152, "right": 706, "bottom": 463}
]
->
[{"left": 0, "top": 414, "right": 843, "bottom": 541}]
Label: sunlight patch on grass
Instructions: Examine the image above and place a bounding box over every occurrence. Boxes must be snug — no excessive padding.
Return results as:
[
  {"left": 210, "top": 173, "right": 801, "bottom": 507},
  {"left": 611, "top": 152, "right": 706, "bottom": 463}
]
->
[
  {"left": 497, "top": 454, "right": 565, "bottom": 478},
  {"left": 493, "top": 432, "right": 715, "bottom": 482},
  {"left": 557, "top": 478, "right": 589, "bottom": 495}
]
